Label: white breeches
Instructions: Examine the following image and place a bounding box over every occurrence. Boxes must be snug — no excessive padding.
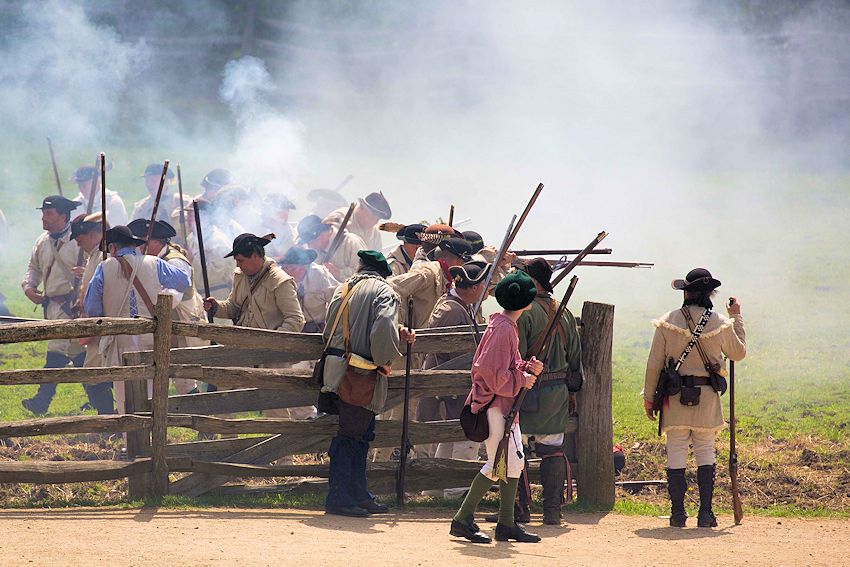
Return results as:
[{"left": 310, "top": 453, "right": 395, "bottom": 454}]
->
[
  {"left": 480, "top": 407, "right": 524, "bottom": 480},
  {"left": 665, "top": 428, "right": 716, "bottom": 469}
]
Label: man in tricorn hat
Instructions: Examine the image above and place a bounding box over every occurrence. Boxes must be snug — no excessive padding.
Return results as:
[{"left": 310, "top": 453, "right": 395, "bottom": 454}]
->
[
  {"left": 320, "top": 250, "right": 415, "bottom": 517},
  {"left": 307, "top": 188, "right": 349, "bottom": 220},
  {"left": 195, "top": 168, "right": 233, "bottom": 204},
  {"left": 386, "top": 224, "right": 425, "bottom": 276},
  {"left": 182, "top": 199, "right": 233, "bottom": 299},
  {"left": 515, "top": 257, "right": 584, "bottom": 525},
  {"left": 130, "top": 163, "right": 181, "bottom": 223},
  {"left": 129, "top": 219, "right": 206, "bottom": 394},
  {"left": 71, "top": 165, "right": 128, "bottom": 226},
  {"left": 279, "top": 247, "right": 339, "bottom": 333},
  {"left": 416, "top": 260, "right": 490, "bottom": 462},
  {"left": 83, "top": 225, "right": 191, "bottom": 412},
  {"left": 203, "top": 233, "right": 304, "bottom": 332},
  {"left": 260, "top": 193, "right": 297, "bottom": 261},
  {"left": 643, "top": 268, "right": 746, "bottom": 529},
  {"left": 297, "top": 214, "right": 366, "bottom": 281},
  {"left": 324, "top": 191, "right": 391, "bottom": 251},
  {"left": 21, "top": 196, "right": 86, "bottom": 415}
]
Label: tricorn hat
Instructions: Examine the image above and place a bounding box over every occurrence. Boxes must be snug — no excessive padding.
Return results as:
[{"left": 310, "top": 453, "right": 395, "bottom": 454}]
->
[
  {"left": 357, "top": 250, "right": 392, "bottom": 277},
  {"left": 297, "top": 214, "right": 332, "bottom": 244},
  {"left": 128, "top": 219, "right": 177, "bottom": 241},
  {"left": 307, "top": 188, "right": 348, "bottom": 218},
  {"left": 462, "top": 230, "right": 485, "bottom": 253},
  {"left": 280, "top": 247, "right": 318, "bottom": 266},
  {"left": 225, "top": 232, "right": 274, "bottom": 258},
  {"left": 672, "top": 268, "right": 721, "bottom": 292},
  {"left": 71, "top": 162, "right": 112, "bottom": 183},
  {"left": 38, "top": 195, "right": 80, "bottom": 214},
  {"left": 438, "top": 237, "right": 473, "bottom": 261},
  {"left": 449, "top": 260, "right": 491, "bottom": 289},
  {"left": 141, "top": 163, "right": 174, "bottom": 179},
  {"left": 201, "top": 168, "right": 233, "bottom": 190},
  {"left": 359, "top": 191, "right": 392, "bottom": 219},
  {"left": 395, "top": 223, "right": 426, "bottom": 245},
  {"left": 70, "top": 212, "right": 103, "bottom": 240},
  {"left": 105, "top": 225, "right": 146, "bottom": 247},
  {"left": 520, "top": 257, "right": 554, "bottom": 293}
]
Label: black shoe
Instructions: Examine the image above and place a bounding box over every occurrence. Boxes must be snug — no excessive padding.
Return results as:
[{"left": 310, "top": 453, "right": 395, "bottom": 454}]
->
[
  {"left": 495, "top": 522, "right": 541, "bottom": 543},
  {"left": 326, "top": 506, "right": 370, "bottom": 518},
  {"left": 450, "top": 519, "right": 491, "bottom": 544},
  {"left": 697, "top": 510, "right": 718, "bottom": 528},
  {"left": 670, "top": 511, "right": 687, "bottom": 528},
  {"left": 186, "top": 387, "right": 200, "bottom": 395},
  {"left": 80, "top": 402, "right": 94, "bottom": 412},
  {"left": 21, "top": 398, "right": 47, "bottom": 416},
  {"left": 359, "top": 499, "right": 389, "bottom": 514}
]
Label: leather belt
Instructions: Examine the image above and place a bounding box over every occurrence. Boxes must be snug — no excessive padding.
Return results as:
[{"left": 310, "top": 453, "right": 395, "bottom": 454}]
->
[
  {"left": 538, "top": 371, "right": 568, "bottom": 384},
  {"left": 681, "top": 376, "right": 712, "bottom": 386}
]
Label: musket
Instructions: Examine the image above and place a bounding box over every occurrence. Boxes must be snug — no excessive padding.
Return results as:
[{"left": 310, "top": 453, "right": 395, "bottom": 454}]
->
[
  {"left": 72, "top": 156, "right": 104, "bottom": 312},
  {"left": 729, "top": 300, "right": 743, "bottom": 524},
  {"left": 448, "top": 205, "right": 454, "bottom": 227},
  {"left": 471, "top": 214, "right": 516, "bottom": 320},
  {"left": 142, "top": 160, "right": 170, "bottom": 254},
  {"left": 507, "top": 183, "right": 544, "bottom": 247},
  {"left": 396, "top": 299, "right": 414, "bottom": 506},
  {"left": 176, "top": 164, "right": 188, "bottom": 246},
  {"left": 550, "top": 231, "right": 609, "bottom": 288},
  {"left": 0, "top": 315, "right": 40, "bottom": 324},
  {"left": 193, "top": 200, "right": 214, "bottom": 323},
  {"left": 333, "top": 174, "right": 353, "bottom": 193},
  {"left": 492, "top": 275, "right": 579, "bottom": 481},
  {"left": 529, "top": 258, "right": 653, "bottom": 269},
  {"left": 100, "top": 153, "right": 107, "bottom": 262},
  {"left": 47, "top": 137, "right": 63, "bottom": 196},
  {"left": 513, "top": 248, "right": 612, "bottom": 256},
  {"left": 322, "top": 202, "right": 355, "bottom": 264}
]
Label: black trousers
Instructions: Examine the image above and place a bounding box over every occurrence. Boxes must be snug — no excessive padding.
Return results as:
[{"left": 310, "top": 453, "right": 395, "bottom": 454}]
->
[{"left": 325, "top": 398, "right": 377, "bottom": 509}]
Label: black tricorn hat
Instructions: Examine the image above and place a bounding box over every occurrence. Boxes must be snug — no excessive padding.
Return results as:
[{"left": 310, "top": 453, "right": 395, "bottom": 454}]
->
[
  {"left": 438, "top": 237, "right": 473, "bottom": 261},
  {"left": 70, "top": 213, "right": 102, "bottom": 239},
  {"left": 280, "top": 247, "right": 318, "bottom": 266},
  {"left": 520, "top": 257, "right": 554, "bottom": 293},
  {"left": 297, "top": 214, "right": 332, "bottom": 244},
  {"left": 38, "top": 195, "right": 80, "bottom": 213},
  {"left": 449, "top": 261, "right": 491, "bottom": 289},
  {"left": 141, "top": 163, "right": 174, "bottom": 179},
  {"left": 201, "top": 168, "right": 232, "bottom": 190},
  {"left": 462, "top": 230, "right": 485, "bottom": 253},
  {"left": 128, "top": 219, "right": 177, "bottom": 241},
  {"left": 105, "top": 225, "right": 146, "bottom": 247},
  {"left": 396, "top": 223, "right": 426, "bottom": 245},
  {"left": 672, "top": 268, "right": 721, "bottom": 292},
  {"left": 225, "top": 232, "right": 274, "bottom": 258},
  {"left": 359, "top": 191, "right": 392, "bottom": 219}
]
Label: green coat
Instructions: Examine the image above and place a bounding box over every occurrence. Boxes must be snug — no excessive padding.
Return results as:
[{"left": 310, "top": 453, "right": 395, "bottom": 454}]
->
[{"left": 517, "top": 292, "right": 582, "bottom": 435}]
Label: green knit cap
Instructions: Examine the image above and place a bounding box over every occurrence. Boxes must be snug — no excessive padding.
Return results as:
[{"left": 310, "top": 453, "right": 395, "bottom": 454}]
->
[
  {"left": 495, "top": 270, "right": 538, "bottom": 311},
  {"left": 357, "top": 249, "right": 392, "bottom": 277}
]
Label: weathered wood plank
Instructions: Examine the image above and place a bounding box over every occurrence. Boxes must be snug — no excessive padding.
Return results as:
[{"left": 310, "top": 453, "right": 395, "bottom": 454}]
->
[
  {"left": 125, "top": 379, "right": 152, "bottom": 499},
  {"left": 0, "top": 317, "right": 155, "bottom": 344},
  {"left": 0, "top": 458, "right": 152, "bottom": 483},
  {"left": 168, "top": 389, "right": 317, "bottom": 415},
  {"left": 576, "top": 301, "right": 615, "bottom": 508},
  {"left": 151, "top": 294, "right": 172, "bottom": 496},
  {"left": 0, "top": 414, "right": 151, "bottom": 437},
  {"left": 166, "top": 436, "right": 273, "bottom": 460},
  {"left": 0, "top": 366, "right": 150, "bottom": 386},
  {"left": 171, "top": 321, "right": 324, "bottom": 355},
  {"left": 124, "top": 345, "right": 302, "bottom": 366}
]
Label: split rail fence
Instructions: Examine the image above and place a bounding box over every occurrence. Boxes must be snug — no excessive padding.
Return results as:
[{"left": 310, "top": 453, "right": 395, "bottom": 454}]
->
[{"left": 0, "top": 294, "right": 615, "bottom": 507}]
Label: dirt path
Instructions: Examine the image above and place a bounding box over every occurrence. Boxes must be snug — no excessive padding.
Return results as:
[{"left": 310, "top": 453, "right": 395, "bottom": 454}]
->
[{"left": 0, "top": 508, "right": 847, "bottom": 566}]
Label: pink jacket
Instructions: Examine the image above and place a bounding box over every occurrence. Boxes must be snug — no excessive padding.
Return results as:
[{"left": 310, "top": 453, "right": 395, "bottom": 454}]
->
[{"left": 466, "top": 313, "right": 530, "bottom": 423}]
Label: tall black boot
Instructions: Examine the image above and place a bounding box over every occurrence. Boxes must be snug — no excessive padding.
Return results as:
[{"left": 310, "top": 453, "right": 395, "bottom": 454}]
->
[
  {"left": 515, "top": 461, "right": 532, "bottom": 523},
  {"left": 697, "top": 464, "right": 718, "bottom": 528},
  {"left": 537, "top": 444, "right": 567, "bottom": 525},
  {"left": 667, "top": 468, "right": 687, "bottom": 527}
]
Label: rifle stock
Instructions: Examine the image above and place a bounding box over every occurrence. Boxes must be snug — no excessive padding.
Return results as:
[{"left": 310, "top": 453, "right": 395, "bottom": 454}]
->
[
  {"left": 193, "top": 200, "right": 214, "bottom": 323},
  {"left": 396, "top": 299, "right": 414, "bottom": 505},
  {"left": 322, "top": 202, "right": 356, "bottom": 264},
  {"left": 730, "top": 359, "right": 743, "bottom": 524}
]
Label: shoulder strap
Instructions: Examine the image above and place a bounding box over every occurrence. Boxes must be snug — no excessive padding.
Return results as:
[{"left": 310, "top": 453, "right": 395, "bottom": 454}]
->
[
  {"left": 673, "top": 308, "right": 713, "bottom": 371},
  {"left": 530, "top": 297, "right": 567, "bottom": 358},
  {"left": 443, "top": 294, "right": 474, "bottom": 325},
  {"left": 682, "top": 307, "right": 715, "bottom": 372},
  {"left": 234, "top": 262, "right": 274, "bottom": 324},
  {"left": 324, "top": 279, "right": 362, "bottom": 351},
  {"left": 117, "top": 256, "right": 156, "bottom": 316}
]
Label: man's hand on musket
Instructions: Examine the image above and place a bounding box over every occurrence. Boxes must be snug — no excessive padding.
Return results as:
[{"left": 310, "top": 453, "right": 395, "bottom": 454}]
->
[
  {"left": 644, "top": 398, "right": 656, "bottom": 421},
  {"left": 203, "top": 296, "right": 218, "bottom": 316},
  {"left": 71, "top": 266, "right": 86, "bottom": 278},
  {"left": 378, "top": 365, "right": 392, "bottom": 377},
  {"left": 500, "top": 251, "right": 517, "bottom": 269},
  {"left": 523, "top": 372, "right": 538, "bottom": 389},
  {"left": 399, "top": 327, "right": 416, "bottom": 344},
  {"left": 727, "top": 296, "right": 741, "bottom": 316},
  {"left": 527, "top": 356, "right": 544, "bottom": 376},
  {"left": 24, "top": 287, "right": 44, "bottom": 305}
]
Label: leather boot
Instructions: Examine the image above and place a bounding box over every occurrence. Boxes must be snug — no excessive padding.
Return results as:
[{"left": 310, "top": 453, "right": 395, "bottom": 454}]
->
[
  {"left": 667, "top": 468, "right": 687, "bottom": 527},
  {"left": 495, "top": 522, "right": 541, "bottom": 543},
  {"left": 539, "top": 450, "right": 566, "bottom": 525},
  {"left": 515, "top": 462, "right": 532, "bottom": 523},
  {"left": 697, "top": 464, "right": 718, "bottom": 528}
]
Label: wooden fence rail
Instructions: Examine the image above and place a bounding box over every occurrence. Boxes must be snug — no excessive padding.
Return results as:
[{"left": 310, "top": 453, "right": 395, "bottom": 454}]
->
[{"left": 0, "top": 294, "right": 614, "bottom": 507}]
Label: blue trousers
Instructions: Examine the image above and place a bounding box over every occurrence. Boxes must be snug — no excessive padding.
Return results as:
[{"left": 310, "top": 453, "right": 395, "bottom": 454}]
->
[
  {"left": 28, "top": 351, "right": 114, "bottom": 415},
  {"left": 325, "top": 398, "right": 376, "bottom": 510}
]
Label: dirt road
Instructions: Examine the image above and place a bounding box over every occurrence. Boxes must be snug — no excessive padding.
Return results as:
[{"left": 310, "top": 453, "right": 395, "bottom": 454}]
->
[{"left": 1, "top": 508, "right": 847, "bottom": 566}]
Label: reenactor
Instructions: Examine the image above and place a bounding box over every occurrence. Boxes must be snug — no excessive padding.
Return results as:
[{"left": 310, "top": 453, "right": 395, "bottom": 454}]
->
[
  {"left": 130, "top": 164, "right": 180, "bottom": 222},
  {"left": 324, "top": 192, "right": 392, "bottom": 251},
  {"left": 214, "top": 184, "right": 249, "bottom": 239},
  {"left": 128, "top": 219, "right": 206, "bottom": 394},
  {"left": 182, "top": 200, "right": 233, "bottom": 299},
  {"left": 194, "top": 168, "right": 233, "bottom": 204},
  {"left": 71, "top": 165, "right": 128, "bottom": 226},
  {"left": 260, "top": 194, "right": 297, "bottom": 261},
  {"left": 297, "top": 215, "right": 367, "bottom": 281},
  {"left": 416, "top": 260, "right": 490, "bottom": 461},
  {"left": 69, "top": 212, "right": 115, "bottom": 414},
  {"left": 643, "top": 268, "right": 746, "bottom": 528},
  {"left": 203, "top": 233, "right": 305, "bottom": 332},
  {"left": 517, "top": 258, "right": 583, "bottom": 525},
  {"left": 386, "top": 224, "right": 425, "bottom": 276},
  {"left": 306, "top": 188, "right": 348, "bottom": 219},
  {"left": 21, "top": 196, "right": 86, "bottom": 415},
  {"left": 320, "top": 250, "right": 415, "bottom": 517},
  {"left": 82, "top": 225, "right": 191, "bottom": 412},
  {"left": 279, "top": 247, "right": 339, "bottom": 333}
]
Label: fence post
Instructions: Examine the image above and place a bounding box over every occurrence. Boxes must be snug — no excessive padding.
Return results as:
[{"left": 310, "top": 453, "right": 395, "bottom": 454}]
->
[
  {"left": 151, "top": 293, "right": 173, "bottom": 497},
  {"left": 576, "top": 301, "right": 615, "bottom": 508},
  {"left": 125, "top": 378, "right": 152, "bottom": 499}
]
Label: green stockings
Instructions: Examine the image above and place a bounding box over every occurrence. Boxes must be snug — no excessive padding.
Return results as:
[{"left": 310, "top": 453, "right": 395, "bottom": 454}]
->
[{"left": 453, "top": 473, "right": 520, "bottom": 526}]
